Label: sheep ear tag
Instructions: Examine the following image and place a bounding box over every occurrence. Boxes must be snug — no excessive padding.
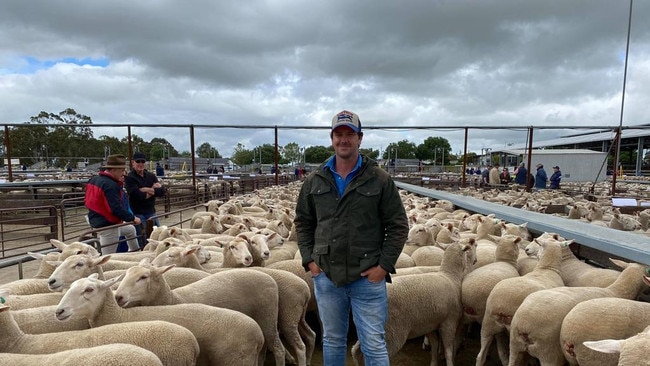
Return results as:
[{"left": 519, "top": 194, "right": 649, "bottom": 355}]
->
[{"left": 561, "top": 241, "right": 570, "bottom": 248}]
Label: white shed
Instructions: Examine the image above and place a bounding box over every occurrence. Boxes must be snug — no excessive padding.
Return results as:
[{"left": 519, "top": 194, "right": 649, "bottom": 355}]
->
[{"left": 504, "top": 149, "right": 609, "bottom": 182}]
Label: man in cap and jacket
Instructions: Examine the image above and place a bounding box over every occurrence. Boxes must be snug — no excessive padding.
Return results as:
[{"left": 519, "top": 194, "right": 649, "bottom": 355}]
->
[{"left": 294, "top": 110, "right": 409, "bottom": 365}]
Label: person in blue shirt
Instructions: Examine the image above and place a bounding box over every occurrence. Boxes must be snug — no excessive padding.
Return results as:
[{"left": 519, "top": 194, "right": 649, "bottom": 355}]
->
[
  {"left": 549, "top": 165, "right": 562, "bottom": 189},
  {"left": 535, "top": 163, "right": 548, "bottom": 190}
]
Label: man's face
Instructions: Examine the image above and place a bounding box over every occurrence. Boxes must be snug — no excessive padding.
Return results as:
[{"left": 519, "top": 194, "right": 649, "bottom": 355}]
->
[
  {"left": 132, "top": 158, "right": 146, "bottom": 174},
  {"left": 108, "top": 167, "right": 126, "bottom": 181},
  {"left": 331, "top": 126, "right": 362, "bottom": 160}
]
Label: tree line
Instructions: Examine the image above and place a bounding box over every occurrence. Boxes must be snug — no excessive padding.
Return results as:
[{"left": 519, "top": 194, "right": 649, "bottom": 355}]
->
[{"left": 1, "top": 108, "right": 471, "bottom": 169}]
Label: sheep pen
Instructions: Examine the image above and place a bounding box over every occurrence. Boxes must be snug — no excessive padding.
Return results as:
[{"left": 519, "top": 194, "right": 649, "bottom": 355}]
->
[{"left": 2, "top": 178, "right": 650, "bottom": 366}]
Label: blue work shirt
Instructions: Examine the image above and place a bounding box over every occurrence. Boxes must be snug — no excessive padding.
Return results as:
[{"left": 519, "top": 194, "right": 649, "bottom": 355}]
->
[{"left": 324, "top": 154, "right": 362, "bottom": 197}]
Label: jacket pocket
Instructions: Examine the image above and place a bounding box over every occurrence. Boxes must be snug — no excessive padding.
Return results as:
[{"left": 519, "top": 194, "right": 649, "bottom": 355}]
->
[
  {"left": 312, "top": 244, "right": 330, "bottom": 273},
  {"left": 349, "top": 246, "right": 381, "bottom": 272}
]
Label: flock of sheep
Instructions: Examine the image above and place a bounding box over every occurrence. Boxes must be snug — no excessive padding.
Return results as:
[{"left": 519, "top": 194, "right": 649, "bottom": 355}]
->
[{"left": 0, "top": 179, "right": 649, "bottom": 365}]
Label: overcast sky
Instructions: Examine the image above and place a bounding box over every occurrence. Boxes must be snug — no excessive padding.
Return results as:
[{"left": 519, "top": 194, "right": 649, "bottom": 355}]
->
[{"left": 2, "top": 0, "right": 649, "bottom": 159}]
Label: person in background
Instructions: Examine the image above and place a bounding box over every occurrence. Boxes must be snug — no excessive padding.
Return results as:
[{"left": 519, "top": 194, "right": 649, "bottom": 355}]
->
[
  {"left": 549, "top": 165, "right": 562, "bottom": 189},
  {"left": 514, "top": 162, "right": 527, "bottom": 185},
  {"left": 294, "top": 110, "right": 409, "bottom": 365},
  {"left": 85, "top": 154, "right": 141, "bottom": 254},
  {"left": 480, "top": 165, "right": 490, "bottom": 186},
  {"left": 500, "top": 166, "right": 512, "bottom": 185},
  {"left": 489, "top": 163, "right": 500, "bottom": 185},
  {"left": 125, "top": 152, "right": 166, "bottom": 248},
  {"left": 535, "top": 163, "right": 548, "bottom": 190},
  {"left": 155, "top": 162, "right": 164, "bottom": 177}
]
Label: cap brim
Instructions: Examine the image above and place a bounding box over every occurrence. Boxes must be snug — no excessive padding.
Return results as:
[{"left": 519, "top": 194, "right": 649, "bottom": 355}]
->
[{"left": 332, "top": 123, "right": 360, "bottom": 133}]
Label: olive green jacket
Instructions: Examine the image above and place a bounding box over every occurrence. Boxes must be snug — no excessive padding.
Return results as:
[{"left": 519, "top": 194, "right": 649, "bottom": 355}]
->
[{"left": 294, "top": 155, "right": 409, "bottom": 287}]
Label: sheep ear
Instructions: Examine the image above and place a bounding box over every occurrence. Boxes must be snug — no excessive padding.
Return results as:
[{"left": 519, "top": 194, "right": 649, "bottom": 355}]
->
[
  {"left": 28, "top": 251, "right": 46, "bottom": 260},
  {"left": 92, "top": 255, "right": 112, "bottom": 267},
  {"left": 50, "top": 239, "right": 68, "bottom": 250},
  {"left": 88, "top": 273, "right": 100, "bottom": 280},
  {"left": 155, "top": 264, "right": 176, "bottom": 275},
  {"left": 583, "top": 339, "right": 623, "bottom": 354},
  {"left": 101, "top": 275, "right": 122, "bottom": 289}
]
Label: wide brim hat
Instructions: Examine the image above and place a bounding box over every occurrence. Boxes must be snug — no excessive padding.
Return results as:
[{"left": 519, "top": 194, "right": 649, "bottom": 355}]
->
[{"left": 102, "top": 154, "right": 128, "bottom": 169}]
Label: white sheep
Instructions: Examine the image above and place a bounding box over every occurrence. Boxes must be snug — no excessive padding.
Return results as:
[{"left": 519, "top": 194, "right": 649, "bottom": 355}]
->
[
  {"left": 266, "top": 259, "right": 317, "bottom": 313},
  {"left": 507, "top": 259, "right": 648, "bottom": 366},
  {"left": 351, "top": 241, "right": 474, "bottom": 366},
  {"left": 583, "top": 325, "right": 650, "bottom": 366},
  {"left": 476, "top": 237, "right": 566, "bottom": 366},
  {"left": 561, "top": 296, "right": 650, "bottom": 366},
  {"left": 113, "top": 263, "right": 287, "bottom": 366},
  {"left": 0, "top": 303, "right": 199, "bottom": 366},
  {"left": 265, "top": 240, "right": 300, "bottom": 266},
  {"left": 0, "top": 343, "right": 164, "bottom": 366},
  {"left": 55, "top": 274, "right": 265, "bottom": 366},
  {"left": 525, "top": 237, "right": 621, "bottom": 287},
  {"left": 47, "top": 254, "right": 112, "bottom": 291},
  {"left": 152, "top": 237, "right": 252, "bottom": 269},
  {"left": 461, "top": 234, "right": 522, "bottom": 326}
]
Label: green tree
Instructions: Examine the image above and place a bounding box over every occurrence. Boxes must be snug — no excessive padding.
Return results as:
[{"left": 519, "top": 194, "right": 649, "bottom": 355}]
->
[
  {"left": 416, "top": 136, "right": 451, "bottom": 164},
  {"left": 360, "top": 148, "right": 379, "bottom": 160},
  {"left": 196, "top": 142, "right": 220, "bottom": 159},
  {"left": 231, "top": 143, "right": 253, "bottom": 166},
  {"left": 383, "top": 140, "right": 417, "bottom": 160},
  {"left": 305, "top": 145, "right": 332, "bottom": 164},
  {"left": 283, "top": 142, "right": 301, "bottom": 165}
]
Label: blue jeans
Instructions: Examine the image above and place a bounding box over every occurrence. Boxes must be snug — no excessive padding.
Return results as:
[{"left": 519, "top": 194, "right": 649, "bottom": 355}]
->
[
  {"left": 313, "top": 272, "right": 389, "bottom": 366},
  {"left": 135, "top": 213, "right": 160, "bottom": 248}
]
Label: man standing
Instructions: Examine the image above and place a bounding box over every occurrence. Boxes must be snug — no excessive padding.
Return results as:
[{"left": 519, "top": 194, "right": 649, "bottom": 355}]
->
[
  {"left": 535, "top": 163, "right": 548, "bottom": 190},
  {"left": 294, "top": 110, "right": 409, "bottom": 365},
  {"left": 549, "top": 165, "right": 562, "bottom": 189},
  {"left": 125, "top": 152, "right": 166, "bottom": 248},
  {"left": 85, "top": 154, "right": 141, "bottom": 254}
]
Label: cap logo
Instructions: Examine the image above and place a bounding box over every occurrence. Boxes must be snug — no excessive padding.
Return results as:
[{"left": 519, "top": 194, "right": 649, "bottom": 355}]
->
[{"left": 336, "top": 111, "right": 355, "bottom": 124}]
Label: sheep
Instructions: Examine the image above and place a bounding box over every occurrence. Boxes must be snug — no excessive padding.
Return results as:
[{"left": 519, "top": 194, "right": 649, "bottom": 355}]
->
[
  {"left": 0, "top": 343, "right": 164, "bottom": 366},
  {"left": 237, "top": 233, "right": 316, "bottom": 365},
  {"left": 0, "top": 303, "right": 199, "bottom": 366},
  {"left": 47, "top": 254, "right": 111, "bottom": 291},
  {"left": 583, "top": 325, "right": 650, "bottom": 366},
  {"left": 266, "top": 259, "right": 317, "bottom": 313},
  {"left": 351, "top": 241, "right": 474, "bottom": 366},
  {"left": 525, "top": 237, "right": 621, "bottom": 287},
  {"left": 461, "top": 234, "right": 522, "bottom": 326},
  {"left": 55, "top": 274, "right": 265, "bottom": 366},
  {"left": 410, "top": 245, "right": 444, "bottom": 266},
  {"left": 476, "top": 237, "right": 566, "bottom": 366},
  {"left": 113, "top": 262, "right": 287, "bottom": 366},
  {"left": 507, "top": 259, "right": 648, "bottom": 366},
  {"left": 250, "top": 266, "right": 316, "bottom": 366},
  {"left": 561, "top": 297, "right": 650, "bottom": 366},
  {"left": 152, "top": 237, "right": 252, "bottom": 270},
  {"left": 0, "top": 291, "right": 65, "bottom": 310},
  {"left": 0, "top": 277, "right": 51, "bottom": 296},
  {"left": 265, "top": 240, "right": 300, "bottom": 266}
]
